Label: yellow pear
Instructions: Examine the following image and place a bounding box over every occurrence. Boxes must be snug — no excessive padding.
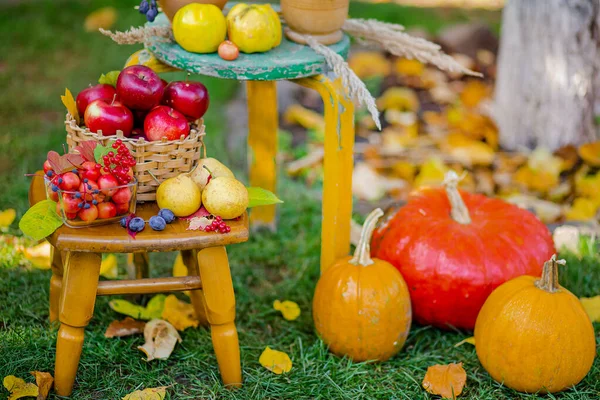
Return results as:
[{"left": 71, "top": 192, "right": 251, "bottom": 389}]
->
[
  {"left": 202, "top": 176, "right": 248, "bottom": 219},
  {"left": 190, "top": 158, "right": 235, "bottom": 191},
  {"left": 156, "top": 174, "right": 202, "bottom": 217}
]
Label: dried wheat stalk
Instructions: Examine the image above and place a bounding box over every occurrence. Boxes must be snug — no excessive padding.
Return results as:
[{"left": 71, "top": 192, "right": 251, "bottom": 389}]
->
[{"left": 99, "top": 26, "right": 172, "bottom": 45}]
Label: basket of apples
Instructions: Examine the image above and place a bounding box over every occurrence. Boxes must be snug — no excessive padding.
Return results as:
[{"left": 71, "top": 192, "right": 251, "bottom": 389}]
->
[{"left": 64, "top": 65, "right": 209, "bottom": 202}]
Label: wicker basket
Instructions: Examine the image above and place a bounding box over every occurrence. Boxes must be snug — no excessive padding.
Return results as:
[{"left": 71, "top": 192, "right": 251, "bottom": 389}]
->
[{"left": 65, "top": 113, "right": 205, "bottom": 202}]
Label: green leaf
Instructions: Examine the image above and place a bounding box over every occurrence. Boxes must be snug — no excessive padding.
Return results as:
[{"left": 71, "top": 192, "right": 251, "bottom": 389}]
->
[
  {"left": 94, "top": 141, "right": 114, "bottom": 165},
  {"left": 109, "top": 294, "right": 166, "bottom": 320},
  {"left": 18, "top": 200, "right": 63, "bottom": 241},
  {"left": 247, "top": 187, "right": 283, "bottom": 208},
  {"left": 98, "top": 70, "right": 121, "bottom": 87}
]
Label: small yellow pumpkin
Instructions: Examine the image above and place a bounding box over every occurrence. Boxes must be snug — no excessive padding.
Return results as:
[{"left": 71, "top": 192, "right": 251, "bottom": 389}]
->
[
  {"left": 312, "top": 208, "right": 412, "bottom": 362},
  {"left": 475, "top": 255, "right": 596, "bottom": 394}
]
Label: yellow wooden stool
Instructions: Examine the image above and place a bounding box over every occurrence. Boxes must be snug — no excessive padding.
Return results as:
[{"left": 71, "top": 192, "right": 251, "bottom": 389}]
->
[{"left": 29, "top": 173, "right": 246, "bottom": 397}]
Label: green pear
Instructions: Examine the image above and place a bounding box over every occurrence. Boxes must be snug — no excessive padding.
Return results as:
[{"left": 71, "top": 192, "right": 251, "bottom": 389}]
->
[
  {"left": 202, "top": 176, "right": 248, "bottom": 220},
  {"left": 190, "top": 158, "right": 234, "bottom": 191}
]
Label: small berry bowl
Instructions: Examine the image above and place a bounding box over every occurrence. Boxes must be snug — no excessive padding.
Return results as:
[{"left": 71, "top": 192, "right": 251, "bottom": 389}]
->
[{"left": 45, "top": 176, "right": 137, "bottom": 228}]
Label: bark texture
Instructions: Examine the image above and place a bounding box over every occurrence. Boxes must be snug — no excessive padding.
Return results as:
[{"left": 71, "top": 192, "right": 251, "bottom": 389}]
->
[{"left": 493, "top": 0, "right": 600, "bottom": 151}]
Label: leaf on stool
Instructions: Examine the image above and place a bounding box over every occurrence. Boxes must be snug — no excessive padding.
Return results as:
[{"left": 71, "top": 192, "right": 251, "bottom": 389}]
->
[{"left": 137, "top": 319, "right": 182, "bottom": 362}]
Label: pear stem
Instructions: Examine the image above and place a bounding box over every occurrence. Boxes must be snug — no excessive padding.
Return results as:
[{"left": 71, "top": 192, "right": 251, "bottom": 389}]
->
[
  {"left": 349, "top": 208, "right": 384, "bottom": 266},
  {"left": 535, "top": 254, "right": 566, "bottom": 293},
  {"left": 443, "top": 171, "right": 471, "bottom": 224}
]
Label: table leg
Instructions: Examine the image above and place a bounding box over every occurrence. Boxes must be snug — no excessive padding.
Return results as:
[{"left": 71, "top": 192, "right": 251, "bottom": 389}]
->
[
  {"left": 49, "top": 246, "right": 64, "bottom": 323},
  {"left": 197, "top": 246, "right": 242, "bottom": 387},
  {"left": 54, "top": 252, "right": 101, "bottom": 397},
  {"left": 247, "top": 80, "right": 278, "bottom": 231},
  {"left": 294, "top": 75, "right": 355, "bottom": 274},
  {"left": 181, "top": 249, "right": 209, "bottom": 326}
]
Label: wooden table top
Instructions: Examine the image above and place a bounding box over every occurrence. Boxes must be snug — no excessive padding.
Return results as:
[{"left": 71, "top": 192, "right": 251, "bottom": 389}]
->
[{"left": 30, "top": 172, "right": 249, "bottom": 253}]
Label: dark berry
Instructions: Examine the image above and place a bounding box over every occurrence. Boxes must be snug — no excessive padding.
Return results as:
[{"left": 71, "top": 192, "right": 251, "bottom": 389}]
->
[
  {"left": 72, "top": 169, "right": 78, "bottom": 174},
  {"left": 146, "top": 7, "right": 158, "bottom": 22},
  {"left": 129, "top": 217, "right": 145, "bottom": 233},
  {"left": 83, "top": 178, "right": 88, "bottom": 183},
  {"left": 120, "top": 216, "right": 129, "bottom": 228},
  {"left": 138, "top": 0, "right": 149, "bottom": 14},
  {"left": 57, "top": 177, "right": 63, "bottom": 184},
  {"left": 158, "top": 209, "right": 176, "bottom": 224},
  {"left": 78, "top": 202, "right": 84, "bottom": 208},
  {"left": 51, "top": 185, "right": 59, "bottom": 192},
  {"left": 149, "top": 215, "right": 166, "bottom": 231},
  {"left": 75, "top": 192, "right": 82, "bottom": 198},
  {"left": 84, "top": 203, "right": 91, "bottom": 209},
  {"left": 46, "top": 170, "right": 54, "bottom": 177},
  {"left": 92, "top": 200, "right": 98, "bottom": 205}
]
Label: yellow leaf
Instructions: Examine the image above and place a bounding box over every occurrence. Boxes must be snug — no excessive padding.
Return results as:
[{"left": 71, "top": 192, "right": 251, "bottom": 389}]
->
[
  {"left": 125, "top": 49, "right": 179, "bottom": 73},
  {"left": 392, "top": 161, "right": 416, "bottom": 182},
  {"left": 273, "top": 300, "right": 300, "bottom": 321},
  {"left": 514, "top": 165, "right": 559, "bottom": 195},
  {"left": 84, "top": 7, "right": 117, "bottom": 32},
  {"left": 575, "top": 167, "right": 600, "bottom": 198},
  {"left": 60, "top": 88, "right": 80, "bottom": 124},
  {"left": 459, "top": 80, "right": 490, "bottom": 108},
  {"left": 30, "top": 371, "right": 53, "bottom": 400},
  {"left": 283, "top": 105, "right": 325, "bottom": 138},
  {"left": 161, "top": 294, "right": 199, "bottom": 331},
  {"left": 443, "top": 133, "right": 495, "bottom": 167},
  {"left": 565, "top": 198, "right": 599, "bottom": 222},
  {"left": 578, "top": 140, "right": 600, "bottom": 167},
  {"left": 348, "top": 51, "right": 391, "bottom": 79},
  {"left": 0, "top": 209, "right": 16, "bottom": 228},
  {"left": 377, "top": 87, "right": 419, "bottom": 112},
  {"left": 454, "top": 336, "right": 475, "bottom": 348},
  {"left": 104, "top": 317, "right": 146, "bottom": 338},
  {"left": 413, "top": 158, "right": 448, "bottom": 189},
  {"left": 259, "top": 346, "right": 292, "bottom": 375},
  {"left": 122, "top": 386, "right": 167, "bottom": 400},
  {"left": 580, "top": 296, "right": 600, "bottom": 323},
  {"left": 23, "top": 241, "right": 51, "bottom": 270},
  {"left": 100, "top": 254, "right": 118, "bottom": 279},
  {"left": 394, "top": 58, "right": 424, "bottom": 77},
  {"left": 137, "top": 319, "right": 182, "bottom": 362},
  {"left": 109, "top": 294, "right": 166, "bottom": 320},
  {"left": 3, "top": 376, "right": 39, "bottom": 400},
  {"left": 422, "top": 362, "right": 467, "bottom": 399}
]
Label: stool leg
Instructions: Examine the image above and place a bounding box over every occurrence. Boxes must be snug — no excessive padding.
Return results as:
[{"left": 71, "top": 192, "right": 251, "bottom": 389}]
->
[
  {"left": 294, "top": 76, "right": 355, "bottom": 274},
  {"left": 133, "top": 252, "right": 150, "bottom": 279},
  {"left": 54, "top": 252, "right": 101, "bottom": 397},
  {"left": 197, "top": 247, "right": 242, "bottom": 387},
  {"left": 181, "top": 249, "right": 209, "bottom": 326},
  {"left": 49, "top": 246, "right": 64, "bottom": 323},
  {"left": 247, "top": 80, "right": 278, "bottom": 231}
]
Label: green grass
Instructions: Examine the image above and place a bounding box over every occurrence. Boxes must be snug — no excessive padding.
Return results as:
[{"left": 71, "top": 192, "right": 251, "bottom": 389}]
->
[{"left": 1, "top": 1, "right": 599, "bottom": 399}]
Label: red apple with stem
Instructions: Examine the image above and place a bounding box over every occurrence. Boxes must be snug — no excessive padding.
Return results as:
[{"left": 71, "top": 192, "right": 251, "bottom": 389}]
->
[
  {"left": 59, "top": 172, "right": 81, "bottom": 191},
  {"left": 162, "top": 80, "right": 209, "bottom": 120},
  {"left": 144, "top": 105, "right": 190, "bottom": 141},
  {"left": 81, "top": 161, "right": 101, "bottom": 182},
  {"left": 97, "top": 202, "right": 117, "bottom": 219},
  {"left": 98, "top": 174, "right": 119, "bottom": 196},
  {"left": 84, "top": 98, "right": 134, "bottom": 137},
  {"left": 78, "top": 205, "right": 99, "bottom": 222},
  {"left": 76, "top": 84, "right": 117, "bottom": 116},
  {"left": 116, "top": 65, "right": 164, "bottom": 111}
]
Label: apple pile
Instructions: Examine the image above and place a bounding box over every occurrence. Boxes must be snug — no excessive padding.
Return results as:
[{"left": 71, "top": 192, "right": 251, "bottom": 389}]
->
[
  {"left": 44, "top": 140, "right": 135, "bottom": 224},
  {"left": 76, "top": 65, "right": 209, "bottom": 142}
]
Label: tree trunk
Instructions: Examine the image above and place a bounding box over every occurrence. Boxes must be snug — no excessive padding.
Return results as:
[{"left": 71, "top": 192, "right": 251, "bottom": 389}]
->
[{"left": 493, "top": 0, "right": 600, "bottom": 151}]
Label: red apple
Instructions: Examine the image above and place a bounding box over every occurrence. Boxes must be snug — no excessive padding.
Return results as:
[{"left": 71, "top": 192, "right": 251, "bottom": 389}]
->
[
  {"left": 162, "top": 81, "right": 209, "bottom": 120},
  {"left": 43, "top": 160, "right": 53, "bottom": 174},
  {"left": 98, "top": 174, "right": 119, "bottom": 196},
  {"left": 84, "top": 99, "right": 134, "bottom": 137},
  {"left": 78, "top": 205, "right": 99, "bottom": 222},
  {"left": 116, "top": 65, "right": 164, "bottom": 111},
  {"left": 76, "top": 84, "right": 117, "bottom": 116},
  {"left": 59, "top": 172, "right": 81, "bottom": 191},
  {"left": 144, "top": 105, "right": 190, "bottom": 141},
  {"left": 97, "top": 202, "right": 117, "bottom": 219},
  {"left": 111, "top": 187, "right": 132, "bottom": 204},
  {"left": 62, "top": 193, "right": 81, "bottom": 214},
  {"left": 81, "top": 161, "right": 101, "bottom": 182},
  {"left": 115, "top": 201, "right": 130, "bottom": 215},
  {"left": 48, "top": 189, "right": 59, "bottom": 202}
]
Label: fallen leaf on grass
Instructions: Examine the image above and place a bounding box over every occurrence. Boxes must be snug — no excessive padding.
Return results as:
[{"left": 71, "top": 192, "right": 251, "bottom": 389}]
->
[
  {"left": 459, "top": 80, "right": 490, "bottom": 108},
  {"left": 422, "top": 362, "right": 467, "bottom": 399},
  {"left": 84, "top": 7, "right": 117, "bottom": 32},
  {"left": 0, "top": 209, "right": 16, "bottom": 228},
  {"left": 3, "top": 374, "right": 42, "bottom": 400},
  {"left": 100, "top": 253, "right": 118, "bottom": 279},
  {"left": 60, "top": 88, "right": 79, "bottom": 124},
  {"left": 105, "top": 317, "right": 146, "bottom": 338},
  {"left": 122, "top": 386, "right": 167, "bottom": 400},
  {"left": 273, "top": 300, "right": 300, "bottom": 321},
  {"left": 161, "top": 295, "right": 198, "bottom": 331},
  {"left": 578, "top": 141, "right": 600, "bottom": 167},
  {"left": 109, "top": 294, "right": 166, "bottom": 320},
  {"left": 413, "top": 157, "right": 448, "bottom": 188},
  {"left": 454, "top": 337, "right": 475, "bottom": 348},
  {"left": 138, "top": 319, "right": 182, "bottom": 361},
  {"left": 22, "top": 241, "right": 51, "bottom": 270},
  {"left": 565, "top": 198, "right": 599, "bottom": 222},
  {"left": 259, "top": 347, "right": 292, "bottom": 375},
  {"left": 31, "top": 371, "right": 53, "bottom": 400},
  {"left": 580, "top": 296, "right": 600, "bottom": 323},
  {"left": 394, "top": 58, "right": 424, "bottom": 77},
  {"left": 348, "top": 52, "right": 391, "bottom": 79},
  {"left": 377, "top": 87, "right": 419, "bottom": 112}
]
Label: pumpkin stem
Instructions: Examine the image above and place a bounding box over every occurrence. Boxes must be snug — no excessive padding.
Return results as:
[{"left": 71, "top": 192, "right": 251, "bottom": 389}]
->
[
  {"left": 443, "top": 171, "right": 471, "bottom": 225},
  {"left": 535, "top": 254, "right": 566, "bottom": 293},
  {"left": 350, "top": 208, "right": 384, "bottom": 266}
]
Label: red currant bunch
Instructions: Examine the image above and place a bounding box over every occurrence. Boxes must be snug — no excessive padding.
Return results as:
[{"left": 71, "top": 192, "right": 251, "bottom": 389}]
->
[
  {"left": 204, "top": 216, "right": 231, "bottom": 234},
  {"left": 101, "top": 139, "right": 136, "bottom": 185}
]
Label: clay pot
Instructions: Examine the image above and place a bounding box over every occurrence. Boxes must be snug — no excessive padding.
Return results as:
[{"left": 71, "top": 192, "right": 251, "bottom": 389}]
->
[
  {"left": 281, "top": 0, "right": 349, "bottom": 45},
  {"left": 159, "top": 0, "right": 228, "bottom": 21}
]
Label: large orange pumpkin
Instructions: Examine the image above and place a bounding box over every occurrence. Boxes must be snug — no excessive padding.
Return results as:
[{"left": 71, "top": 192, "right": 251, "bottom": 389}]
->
[
  {"left": 313, "top": 208, "right": 412, "bottom": 362},
  {"left": 371, "top": 172, "right": 555, "bottom": 330},
  {"left": 475, "top": 256, "right": 596, "bottom": 393}
]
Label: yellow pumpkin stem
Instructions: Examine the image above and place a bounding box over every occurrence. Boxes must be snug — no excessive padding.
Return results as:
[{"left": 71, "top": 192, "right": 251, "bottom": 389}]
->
[
  {"left": 535, "top": 254, "right": 566, "bottom": 293},
  {"left": 443, "top": 171, "right": 471, "bottom": 225},
  {"left": 350, "top": 208, "right": 384, "bottom": 266}
]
